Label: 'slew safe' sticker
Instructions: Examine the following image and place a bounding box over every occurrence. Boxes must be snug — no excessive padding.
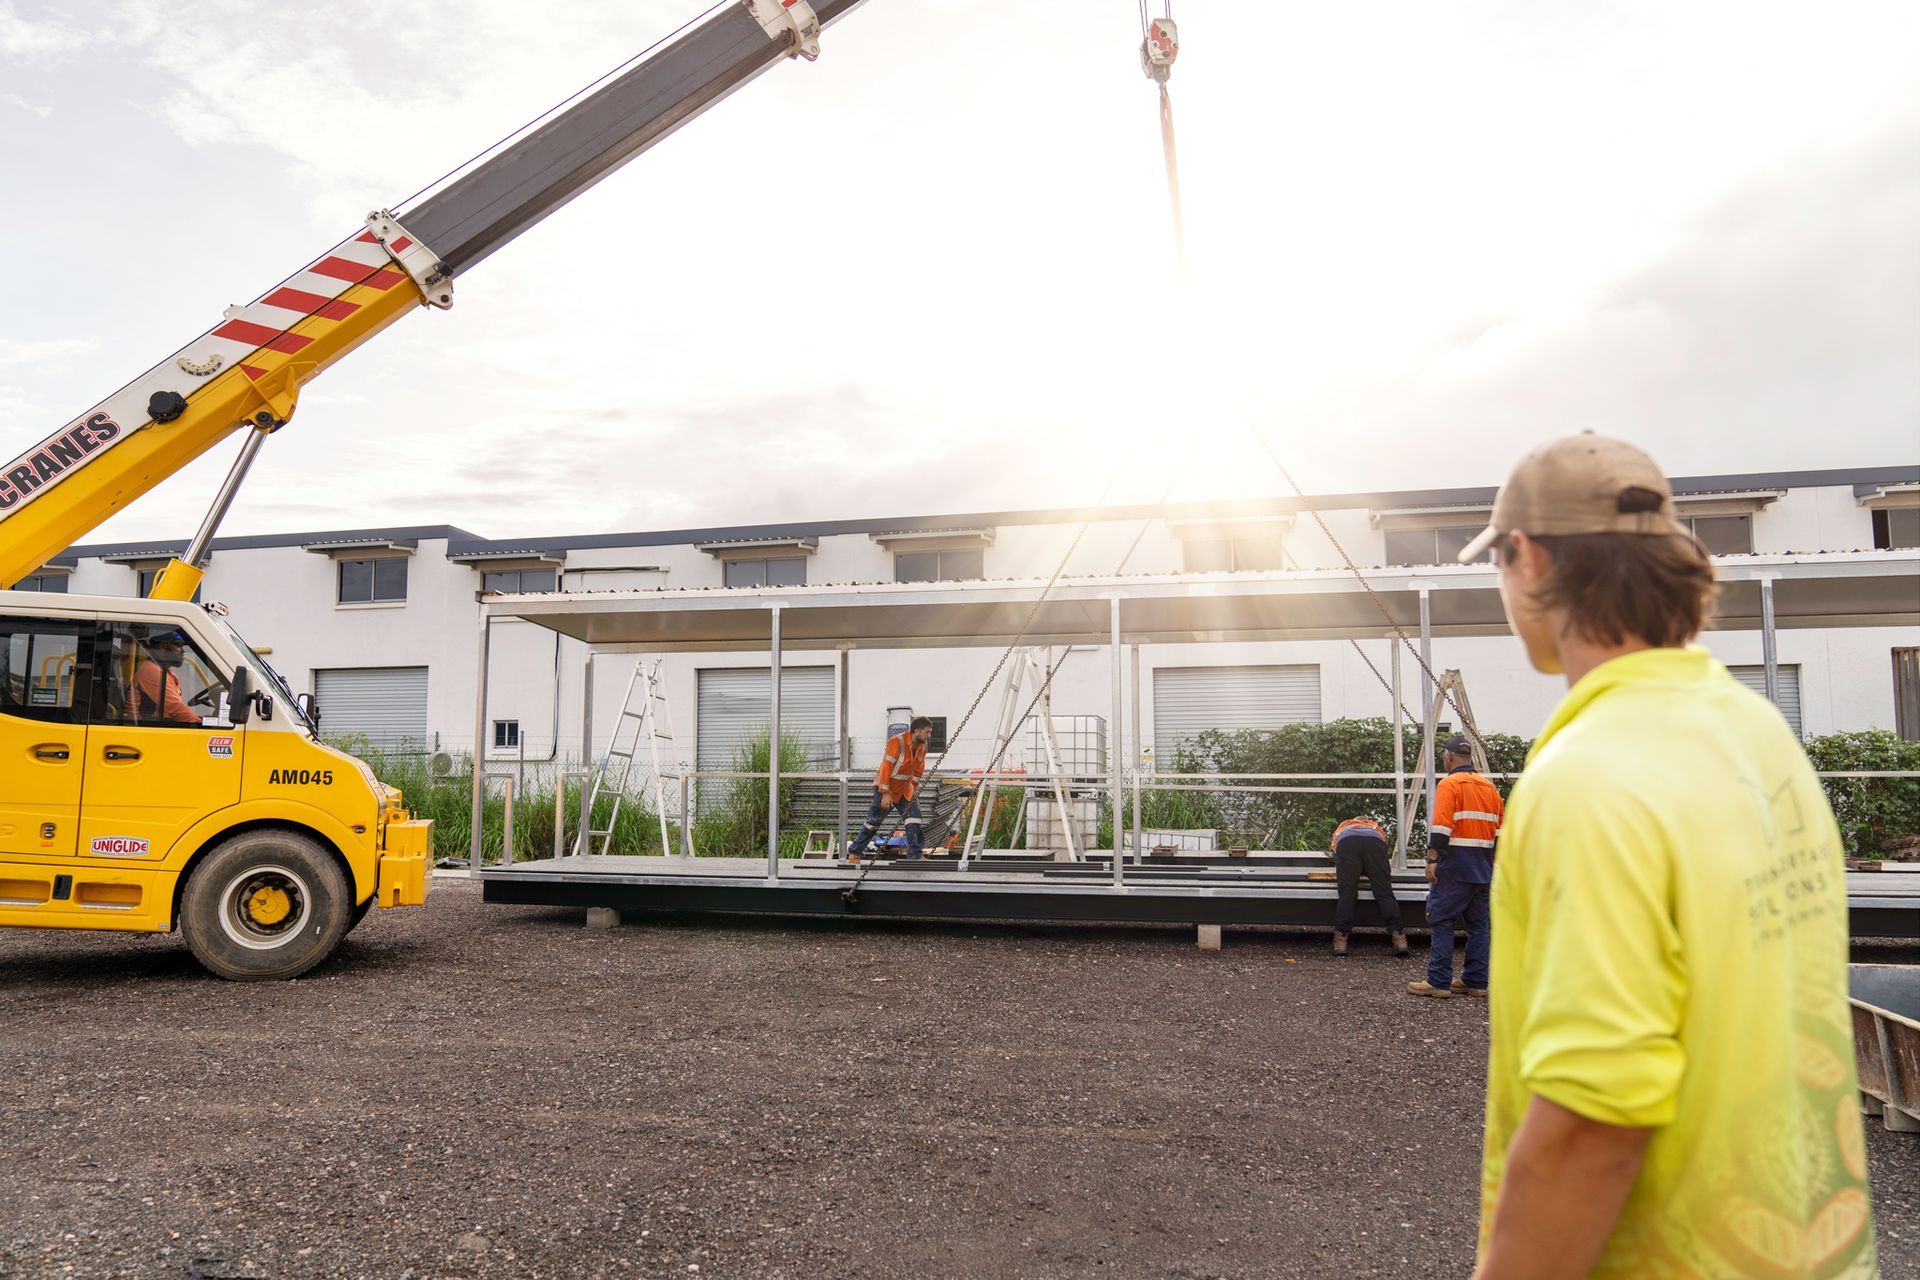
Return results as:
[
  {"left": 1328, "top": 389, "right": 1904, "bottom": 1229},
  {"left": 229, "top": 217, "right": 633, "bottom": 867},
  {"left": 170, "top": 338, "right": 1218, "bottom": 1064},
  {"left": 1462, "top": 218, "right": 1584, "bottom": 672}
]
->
[{"left": 207, "top": 736, "right": 235, "bottom": 758}]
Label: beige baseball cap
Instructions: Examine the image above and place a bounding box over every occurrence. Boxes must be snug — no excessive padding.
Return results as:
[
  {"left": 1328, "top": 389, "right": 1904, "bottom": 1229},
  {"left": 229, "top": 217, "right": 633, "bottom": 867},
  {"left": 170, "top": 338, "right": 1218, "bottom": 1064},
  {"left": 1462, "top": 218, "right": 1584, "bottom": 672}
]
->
[{"left": 1457, "top": 432, "right": 1692, "bottom": 563}]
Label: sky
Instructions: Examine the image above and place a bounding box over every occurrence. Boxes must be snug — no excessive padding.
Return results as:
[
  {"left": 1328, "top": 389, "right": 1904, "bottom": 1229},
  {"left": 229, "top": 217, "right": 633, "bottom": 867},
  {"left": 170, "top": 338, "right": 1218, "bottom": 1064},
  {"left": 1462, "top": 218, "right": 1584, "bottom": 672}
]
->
[{"left": 2, "top": 0, "right": 1916, "bottom": 549}]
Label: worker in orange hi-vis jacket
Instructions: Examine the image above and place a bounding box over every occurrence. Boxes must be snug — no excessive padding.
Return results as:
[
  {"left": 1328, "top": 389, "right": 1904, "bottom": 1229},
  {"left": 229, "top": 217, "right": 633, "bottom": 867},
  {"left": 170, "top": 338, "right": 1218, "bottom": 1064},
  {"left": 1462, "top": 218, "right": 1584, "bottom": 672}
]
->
[
  {"left": 847, "top": 716, "right": 933, "bottom": 863},
  {"left": 1409, "top": 734, "right": 1504, "bottom": 999}
]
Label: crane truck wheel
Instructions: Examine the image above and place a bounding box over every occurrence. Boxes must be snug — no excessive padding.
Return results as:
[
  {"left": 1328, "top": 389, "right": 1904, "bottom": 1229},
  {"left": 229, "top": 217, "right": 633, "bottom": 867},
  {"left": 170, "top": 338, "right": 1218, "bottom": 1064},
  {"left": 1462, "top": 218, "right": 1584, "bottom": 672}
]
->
[
  {"left": 345, "top": 894, "right": 374, "bottom": 935},
  {"left": 180, "top": 831, "right": 351, "bottom": 981}
]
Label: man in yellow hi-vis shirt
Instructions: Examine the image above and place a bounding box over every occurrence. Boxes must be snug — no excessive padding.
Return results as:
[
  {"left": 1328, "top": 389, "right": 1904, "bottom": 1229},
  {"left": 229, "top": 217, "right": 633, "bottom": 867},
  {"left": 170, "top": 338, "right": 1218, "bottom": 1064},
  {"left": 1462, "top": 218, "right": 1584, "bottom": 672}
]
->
[{"left": 1458, "top": 434, "right": 1875, "bottom": 1279}]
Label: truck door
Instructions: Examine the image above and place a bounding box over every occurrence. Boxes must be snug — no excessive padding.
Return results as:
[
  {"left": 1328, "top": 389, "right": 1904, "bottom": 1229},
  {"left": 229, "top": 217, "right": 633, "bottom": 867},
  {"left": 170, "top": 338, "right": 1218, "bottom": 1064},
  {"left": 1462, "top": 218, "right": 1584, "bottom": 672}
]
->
[
  {"left": 78, "top": 620, "right": 242, "bottom": 866},
  {"left": 0, "top": 611, "right": 91, "bottom": 862}
]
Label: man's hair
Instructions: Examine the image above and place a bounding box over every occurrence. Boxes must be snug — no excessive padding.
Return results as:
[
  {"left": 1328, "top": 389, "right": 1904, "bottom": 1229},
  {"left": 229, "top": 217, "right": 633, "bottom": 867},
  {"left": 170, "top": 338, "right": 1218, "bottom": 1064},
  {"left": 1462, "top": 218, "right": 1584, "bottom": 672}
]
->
[
  {"left": 1506, "top": 531, "right": 1715, "bottom": 648},
  {"left": 910, "top": 715, "right": 932, "bottom": 732}
]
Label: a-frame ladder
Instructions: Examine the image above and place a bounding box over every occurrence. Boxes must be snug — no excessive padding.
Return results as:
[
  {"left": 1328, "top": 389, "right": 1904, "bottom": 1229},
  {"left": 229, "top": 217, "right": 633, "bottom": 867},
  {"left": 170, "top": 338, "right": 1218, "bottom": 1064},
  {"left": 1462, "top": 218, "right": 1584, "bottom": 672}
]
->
[{"left": 574, "top": 658, "right": 681, "bottom": 857}]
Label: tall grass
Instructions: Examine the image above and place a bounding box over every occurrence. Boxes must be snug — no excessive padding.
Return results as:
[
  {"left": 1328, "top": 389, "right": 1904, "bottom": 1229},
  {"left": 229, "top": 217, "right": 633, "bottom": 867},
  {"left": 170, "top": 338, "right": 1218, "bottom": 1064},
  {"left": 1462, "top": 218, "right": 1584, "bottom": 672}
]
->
[
  {"left": 690, "top": 727, "right": 815, "bottom": 857},
  {"left": 337, "top": 737, "right": 665, "bottom": 863}
]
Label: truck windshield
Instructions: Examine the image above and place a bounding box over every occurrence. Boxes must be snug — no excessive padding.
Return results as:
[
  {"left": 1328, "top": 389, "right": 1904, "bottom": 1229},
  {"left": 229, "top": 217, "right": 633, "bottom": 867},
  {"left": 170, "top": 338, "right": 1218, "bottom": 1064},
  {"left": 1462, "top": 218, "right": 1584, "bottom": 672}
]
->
[{"left": 214, "top": 617, "right": 312, "bottom": 732}]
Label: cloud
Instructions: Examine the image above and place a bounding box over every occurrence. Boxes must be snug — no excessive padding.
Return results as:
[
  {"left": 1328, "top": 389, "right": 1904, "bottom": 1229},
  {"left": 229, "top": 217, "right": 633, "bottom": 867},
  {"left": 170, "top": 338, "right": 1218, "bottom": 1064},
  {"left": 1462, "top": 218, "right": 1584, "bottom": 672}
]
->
[
  {"left": 1400, "top": 123, "right": 1920, "bottom": 470},
  {"left": 0, "top": 3, "right": 88, "bottom": 60},
  {"left": 1, "top": 91, "right": 51, "bottom": 117},
  {"left": 0, "top": 336, "right": 99, "bottom": 368}
]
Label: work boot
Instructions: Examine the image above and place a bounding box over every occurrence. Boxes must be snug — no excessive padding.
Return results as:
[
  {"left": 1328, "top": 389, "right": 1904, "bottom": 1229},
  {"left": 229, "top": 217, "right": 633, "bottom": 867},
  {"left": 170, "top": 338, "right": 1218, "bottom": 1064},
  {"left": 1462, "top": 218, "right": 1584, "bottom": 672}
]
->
[
  {"left": 1391, "top": 931, "right": 1410, "bottom": 957},
  {"left": 1406, "top": 980, "right": 1452, "bottom": 999},
  {"left": 846, "top": 850, "right": 862, "bottom": 866},
  {"left": 1451, "top": 979, "right": 1489, "bottom": 997},
  {"left": 1332, "top": 933, "right": 1349, "bottom": 956}
]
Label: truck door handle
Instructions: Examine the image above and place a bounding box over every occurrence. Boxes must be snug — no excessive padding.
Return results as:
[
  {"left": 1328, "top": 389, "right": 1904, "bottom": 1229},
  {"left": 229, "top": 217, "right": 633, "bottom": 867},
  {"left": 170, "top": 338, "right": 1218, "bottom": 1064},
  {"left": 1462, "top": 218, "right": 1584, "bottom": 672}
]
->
[
  {"left": 34, "top": 745, "right": 71, "bottom": 760},
  {"left": 102, "top": 746, "right": 142, "bottom": 762}
]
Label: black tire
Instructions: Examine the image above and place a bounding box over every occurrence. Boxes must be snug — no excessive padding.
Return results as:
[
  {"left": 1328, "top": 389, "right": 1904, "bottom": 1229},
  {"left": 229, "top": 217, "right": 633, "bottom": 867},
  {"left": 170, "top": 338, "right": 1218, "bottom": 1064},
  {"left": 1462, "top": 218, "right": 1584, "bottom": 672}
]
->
[
  {"left": 345, "top": 894, "right": 374, "bottom": 934},
  {"left": 180, "top": 830, "right": 350, "bottom": 981}
]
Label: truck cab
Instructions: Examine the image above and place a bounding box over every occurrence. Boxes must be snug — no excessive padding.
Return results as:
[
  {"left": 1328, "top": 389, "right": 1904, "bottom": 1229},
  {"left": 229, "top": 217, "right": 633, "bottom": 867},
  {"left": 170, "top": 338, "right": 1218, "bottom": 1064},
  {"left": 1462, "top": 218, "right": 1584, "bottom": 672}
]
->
[{"left": 0, "top": 590, "right": 430, "bottom": 978}]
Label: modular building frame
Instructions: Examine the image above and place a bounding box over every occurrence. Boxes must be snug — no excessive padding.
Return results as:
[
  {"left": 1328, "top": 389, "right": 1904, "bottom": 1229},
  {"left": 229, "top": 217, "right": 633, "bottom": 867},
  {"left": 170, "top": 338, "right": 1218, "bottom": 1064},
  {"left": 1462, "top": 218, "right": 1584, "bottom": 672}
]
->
[{"left": 471, "top": 552, "right": 1920, "bottom": 939}]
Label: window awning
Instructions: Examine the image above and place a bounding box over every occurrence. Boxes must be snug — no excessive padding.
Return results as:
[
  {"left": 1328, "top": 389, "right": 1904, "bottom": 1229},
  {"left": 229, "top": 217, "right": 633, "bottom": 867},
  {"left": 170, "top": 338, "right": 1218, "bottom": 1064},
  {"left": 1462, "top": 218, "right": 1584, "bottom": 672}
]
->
[
  {"left": 695, "top": 536, "right": 818, "bottom": 558},
  {"left": 867, "top": 527, "right": 996, "bottom": 549},
  {"left": 95, "top": 548, "right": 190, "bottom": 570},
  {"left": 301, "top": 537, "right": 417, "bottom": 558},
  {"left": 1673, "top": 489, "right": 1785, "bottom": 516},
  {"left": 1166, "top": 515, "right": 1294, "bottom": 540},
  {"left": 1368, "top": 504, "right": 1492, "bottom": 531},
  {"left": 448, "top": 549, "right": 567, "bottom": 569}
]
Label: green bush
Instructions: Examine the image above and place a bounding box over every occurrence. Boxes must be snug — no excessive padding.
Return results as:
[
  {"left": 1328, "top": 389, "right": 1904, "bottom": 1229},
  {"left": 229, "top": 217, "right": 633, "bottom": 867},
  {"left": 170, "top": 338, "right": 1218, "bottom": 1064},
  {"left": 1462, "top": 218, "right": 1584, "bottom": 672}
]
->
[
  {"left": 1801, "top": 730, "right": 1920, "bottom": 857},
  {"left": 1171, "top": 718, "right": 1531, "bottom": 851}
]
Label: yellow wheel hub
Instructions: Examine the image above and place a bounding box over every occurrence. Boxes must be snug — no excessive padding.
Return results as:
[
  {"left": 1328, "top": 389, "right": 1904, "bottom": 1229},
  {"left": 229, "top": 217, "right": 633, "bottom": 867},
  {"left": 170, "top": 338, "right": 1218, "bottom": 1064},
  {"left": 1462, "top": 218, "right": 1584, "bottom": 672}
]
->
[{"left": 245, "top": 885, "right": 293, "bottom": 926}]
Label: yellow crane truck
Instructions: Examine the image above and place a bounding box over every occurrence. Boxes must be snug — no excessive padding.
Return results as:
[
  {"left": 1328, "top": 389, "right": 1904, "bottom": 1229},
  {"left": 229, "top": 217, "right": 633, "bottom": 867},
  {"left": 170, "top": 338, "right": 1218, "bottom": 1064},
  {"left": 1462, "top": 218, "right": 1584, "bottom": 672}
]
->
[{"left": 0, "top": 1, "right": 850, "bottom": 977}]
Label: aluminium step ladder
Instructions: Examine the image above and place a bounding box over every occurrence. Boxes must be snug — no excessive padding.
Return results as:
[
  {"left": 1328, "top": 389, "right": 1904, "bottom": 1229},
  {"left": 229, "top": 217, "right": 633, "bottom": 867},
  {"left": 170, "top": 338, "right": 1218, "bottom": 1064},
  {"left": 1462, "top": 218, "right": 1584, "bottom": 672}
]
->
[{"left": 574, "top": 658, "right": 682, "bottom": 857}]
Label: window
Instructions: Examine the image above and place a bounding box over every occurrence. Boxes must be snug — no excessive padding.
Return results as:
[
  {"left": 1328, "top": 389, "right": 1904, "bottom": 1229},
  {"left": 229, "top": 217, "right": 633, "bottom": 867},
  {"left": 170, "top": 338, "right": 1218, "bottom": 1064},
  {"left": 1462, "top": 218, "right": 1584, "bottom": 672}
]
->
[
  {"left": 93, "top": 621, "right": 233, "bottom": 729},
  {"left": 493, "top": 719, "right": 520, "bottom": 749},
  {"left": 134, "top": 567, "right": 201, "bottom": 602},
  {"left": 14, "top": 574, "right": 69, "bottom": 593},
  {"left": 1181, "top": 535, "right": 1289, "bottom": 572},
  {"left": 1383, "top": 526, "right": 1490, "bottom": 565},
  {"left": 1728, "top": 664, "right": 1804, "bottom": 738},
  {"left": 1686, "top": 514, "right": 1753, "bottom": 555},
  {"left": 481, "top": 568, "right": 558, "bottom": 594},
  {"left": 1873, "top": 508, "right": 1920, "bottom": 550},
  {"left": 894, "top": 548, "right": 984, "bottom": 582},
  {"left": 339, "top": 557, "right": 407, "bottom": 604},
  {"left": 0, "top": 615, "right": 88, "bottom": 724},
  {"left": 723, "top": 557, "right": 807, "bottom": 588}
]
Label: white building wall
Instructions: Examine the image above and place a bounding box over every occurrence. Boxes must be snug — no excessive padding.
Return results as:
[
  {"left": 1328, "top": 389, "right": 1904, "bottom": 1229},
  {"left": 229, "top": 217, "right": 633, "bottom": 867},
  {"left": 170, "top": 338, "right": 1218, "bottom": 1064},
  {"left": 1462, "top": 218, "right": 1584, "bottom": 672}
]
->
[{"left": 49, "top": 473, "right": 1917, "bottom": 779}]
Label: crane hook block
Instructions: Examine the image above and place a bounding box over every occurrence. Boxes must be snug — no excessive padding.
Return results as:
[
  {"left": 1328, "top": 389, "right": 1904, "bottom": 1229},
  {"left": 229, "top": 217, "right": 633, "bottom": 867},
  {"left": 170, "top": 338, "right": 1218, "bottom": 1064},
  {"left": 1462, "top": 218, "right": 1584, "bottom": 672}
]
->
[{"left": 1141, "top": 17, "right": 1178, "bottom": 84}]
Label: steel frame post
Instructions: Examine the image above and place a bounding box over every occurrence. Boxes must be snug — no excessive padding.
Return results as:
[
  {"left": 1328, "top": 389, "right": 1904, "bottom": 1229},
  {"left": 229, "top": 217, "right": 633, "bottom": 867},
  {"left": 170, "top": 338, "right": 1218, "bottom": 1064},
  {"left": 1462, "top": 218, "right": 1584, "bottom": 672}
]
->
[
  {"left": 1129, "top": 643, "right": 1143, "bottom": 863},
  {"left": 1419, "top": 587, "right": 1436, "bottom": 830},
  {"left": 837, "top": 646, "right": 850, "bottom": 856},
  {"left": 1110, "top": 597, "right": 1124, "bottom": 888},
  {"left": 576, "top": 651, "right": 595, "bottom": 856},
  {"left": 1760, "top": 575, "right": 1781, "bottom": 708},
  {"left": 469, "top": 614, "right": 492, "bottom": 875},
  {"left": 768, "top": 605, "right": 783, "bottom": 879},
  {"left": 1392, "top": 638, "right": 1408, "bottom": 871}
]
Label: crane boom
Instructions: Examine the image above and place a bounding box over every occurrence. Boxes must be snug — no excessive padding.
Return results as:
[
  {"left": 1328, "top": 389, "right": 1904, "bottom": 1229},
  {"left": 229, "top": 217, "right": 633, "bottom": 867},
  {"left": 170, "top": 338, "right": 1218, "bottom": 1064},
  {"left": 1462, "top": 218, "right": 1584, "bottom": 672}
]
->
[{"left": 0, "top": 0, "right": 864, "bottom": 591}]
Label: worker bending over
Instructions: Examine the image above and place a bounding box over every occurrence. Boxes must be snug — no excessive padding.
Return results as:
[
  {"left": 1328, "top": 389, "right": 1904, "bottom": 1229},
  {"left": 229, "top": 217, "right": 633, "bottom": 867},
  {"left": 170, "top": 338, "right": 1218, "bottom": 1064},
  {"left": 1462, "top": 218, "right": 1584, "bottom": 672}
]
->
[
  {"left": 1328, "top": 816, "right": 1408, "bottom": 956},
  {"left": 848, "top": 716, "right": 933, "bottom": 863}
]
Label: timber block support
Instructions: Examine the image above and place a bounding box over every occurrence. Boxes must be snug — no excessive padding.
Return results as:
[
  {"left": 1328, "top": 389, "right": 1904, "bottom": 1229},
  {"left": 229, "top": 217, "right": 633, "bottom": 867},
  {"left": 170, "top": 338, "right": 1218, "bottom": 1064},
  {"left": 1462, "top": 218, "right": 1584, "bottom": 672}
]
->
[
  {"left": 586, "top": 907, "right": 621, "bottom": 930},
  {"left": 1196, "top": 923, "right": 1222, "bottom": 951}
]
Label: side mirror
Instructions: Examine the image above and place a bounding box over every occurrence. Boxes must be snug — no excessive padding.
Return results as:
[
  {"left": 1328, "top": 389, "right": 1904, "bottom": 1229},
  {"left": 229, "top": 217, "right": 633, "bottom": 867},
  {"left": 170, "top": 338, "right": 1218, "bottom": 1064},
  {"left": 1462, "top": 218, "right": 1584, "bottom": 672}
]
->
[
  {"left": 228, "top": 666, "right": 254, "bottom": 725},
  {"left": 296, "top": 692, "right": 319, "bottom": 733}
]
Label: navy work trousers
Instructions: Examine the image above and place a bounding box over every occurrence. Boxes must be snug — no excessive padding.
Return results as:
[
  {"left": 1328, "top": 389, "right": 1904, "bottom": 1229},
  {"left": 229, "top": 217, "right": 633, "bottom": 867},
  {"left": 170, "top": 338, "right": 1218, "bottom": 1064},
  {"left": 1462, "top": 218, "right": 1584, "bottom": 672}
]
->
[
  {"left": 1333, "top": 835, "right": 1402, "bottom": 935},
  {"left": 849, "top": 787, "right": 923, "bottom": 858},
  {"left": 1426, "top": 874, "right": 1490, "bottom": 990}
]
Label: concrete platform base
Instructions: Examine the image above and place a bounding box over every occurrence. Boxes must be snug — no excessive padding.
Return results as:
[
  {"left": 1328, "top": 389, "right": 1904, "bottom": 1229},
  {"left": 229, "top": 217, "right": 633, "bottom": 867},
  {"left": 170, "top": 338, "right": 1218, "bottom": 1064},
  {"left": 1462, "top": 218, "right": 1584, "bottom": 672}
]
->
[
  {"left": 1197, "top": 924, "right": 1222, "bottom": 951},
  {"left": 586, "top": 907, "right": 620, "bottom": 929}
]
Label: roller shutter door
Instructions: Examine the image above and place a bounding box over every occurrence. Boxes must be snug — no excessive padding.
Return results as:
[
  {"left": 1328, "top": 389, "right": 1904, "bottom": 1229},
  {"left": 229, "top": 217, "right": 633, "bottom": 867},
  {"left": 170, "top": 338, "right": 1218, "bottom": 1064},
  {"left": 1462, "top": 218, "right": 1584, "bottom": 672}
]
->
[
  {"left": 1729, "top": 664, "right": 1804, "bottom": 737},
  {"left": 1152, "top": 664, "right": 1321, "bottom": 761},
  {"left": 314, "top": 666, "right": 430, "bottom": 752},
  {"left": 696, "top": 667, "right": 835, "bottom": 791}
]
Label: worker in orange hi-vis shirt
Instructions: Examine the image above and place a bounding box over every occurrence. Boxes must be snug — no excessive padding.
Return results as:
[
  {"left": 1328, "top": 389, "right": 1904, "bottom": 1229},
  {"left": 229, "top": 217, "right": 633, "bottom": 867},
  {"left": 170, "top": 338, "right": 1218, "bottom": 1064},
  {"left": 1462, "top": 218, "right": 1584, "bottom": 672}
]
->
[
  {"left": 847, "top": 716, "right": 932, "bottom": 863},
  {"left": 132, "top": 630, "right": 204, "bottom": 726},
  {"left": 1408, "top": 734, "right": 1503, "bottom": 999}
]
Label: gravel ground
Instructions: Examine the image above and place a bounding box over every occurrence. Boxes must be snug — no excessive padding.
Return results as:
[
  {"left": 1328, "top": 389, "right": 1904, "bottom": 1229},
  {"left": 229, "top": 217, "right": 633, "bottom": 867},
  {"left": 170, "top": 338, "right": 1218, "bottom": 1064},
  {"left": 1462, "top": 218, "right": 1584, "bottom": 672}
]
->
[{"left": 1, "top": 878, "right": 1916, "bottom": 1279}]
